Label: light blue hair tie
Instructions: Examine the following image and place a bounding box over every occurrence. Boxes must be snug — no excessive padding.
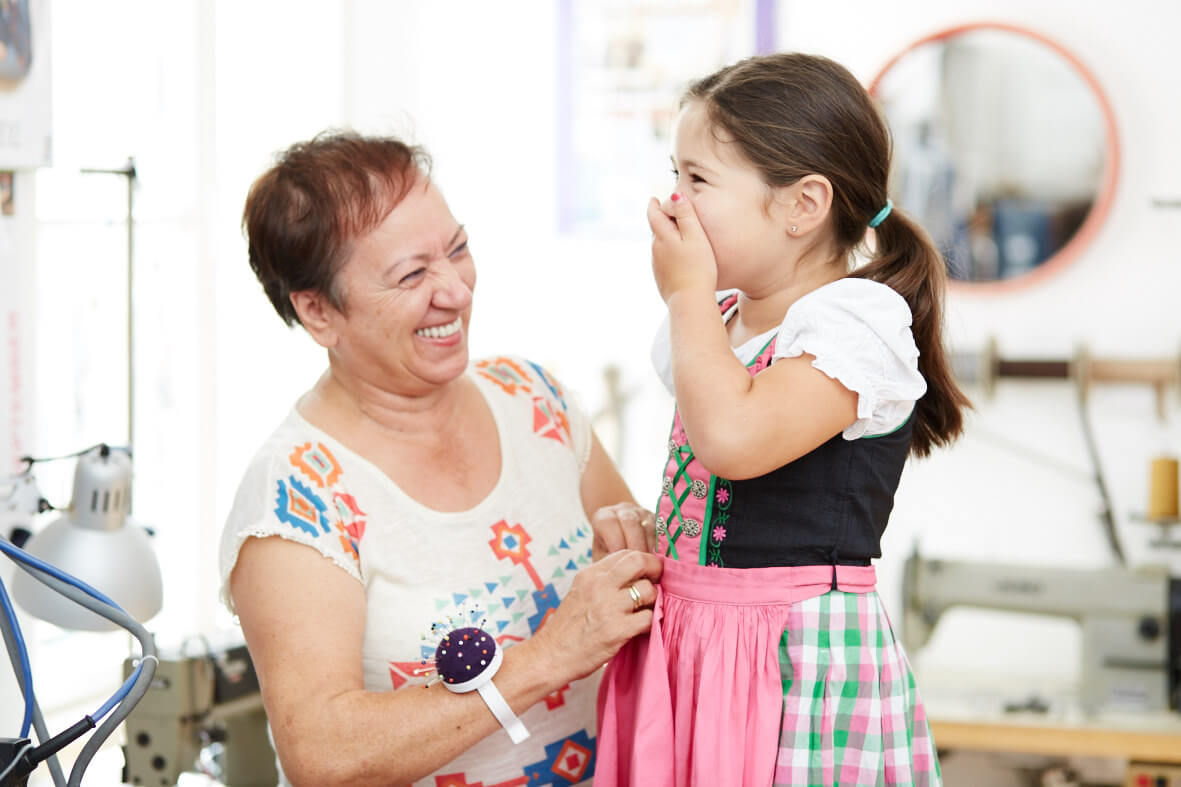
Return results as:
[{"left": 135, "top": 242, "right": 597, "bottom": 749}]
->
[{"left": 868, "top": 199, "right": 893, "bottom": 228}]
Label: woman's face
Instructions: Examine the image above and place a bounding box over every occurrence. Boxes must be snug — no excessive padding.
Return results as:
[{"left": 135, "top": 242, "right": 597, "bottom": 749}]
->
[{"left": 327, "top": 178, "right": 476, "bottom": 394}]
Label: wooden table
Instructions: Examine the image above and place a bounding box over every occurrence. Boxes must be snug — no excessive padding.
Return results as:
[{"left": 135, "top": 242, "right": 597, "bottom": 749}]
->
[{"left": 929, "top": 714, "right": 1181, "bottom": 763}]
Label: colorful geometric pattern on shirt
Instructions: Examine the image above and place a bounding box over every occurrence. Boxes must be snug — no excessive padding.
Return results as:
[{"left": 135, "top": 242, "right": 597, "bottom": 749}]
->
[
  {"left": 775, "top": 590, "right": 941, "bottom": 787},
  {"left": 388, "top": 524, "right": 591, "bottom": 683},
  {"left": 289, "top": 440, "right": 342, "bottom": 488},
  {"left": 485, "top": 520, "right": 591, "bottom": 635},
  {"left": 275, "top": 442, "right": 366, "bottom": 563},
  {"left": 433, "top": 773, "right": 527, "bottom": 787},
  {"left": 431, "top": 730, "right": 594, "bottom": 786},
  {"left": 523, "top": 729, "right": 596, "bottom": 785},
  {"left": 331, "top": 491, "right": 366, "bottom": 558},
  {"left": 477, "top": 358, "right": 572, "bottom": 445},
  {"left": 273, "top": 475, "right": 330, "bottom": 537},
  {"left": 525, "top": 360, "right": 568, "bottom": 411},
  {"left": 433, "top": 774, "right": 529, "bottom": 787},
  {"left": 531, "top": 394, "right": 571, "bottom": 445},
  {"left": 476, "top": 356, "right": 535, "bottom": 396}
]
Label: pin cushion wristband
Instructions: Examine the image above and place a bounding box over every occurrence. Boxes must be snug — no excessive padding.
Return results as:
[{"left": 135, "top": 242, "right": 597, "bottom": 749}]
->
[{"left": 435, "top": 627, "right": 530, "bottom": 743}]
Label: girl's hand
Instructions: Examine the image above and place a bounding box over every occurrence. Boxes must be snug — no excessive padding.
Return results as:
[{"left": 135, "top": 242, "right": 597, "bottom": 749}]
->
[
  {"left": 647, "top": 193, "right": 717, "bottom": 302},
  {"left": 591, "top": 502, "right": 657, "bottom": 561}
]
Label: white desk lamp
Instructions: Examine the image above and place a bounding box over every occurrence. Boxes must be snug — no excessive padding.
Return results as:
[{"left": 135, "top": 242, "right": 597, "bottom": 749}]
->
[
  {"left": 1, "top": 444, "right": 161, "bottom": 786},
  {"left": 11, "top": 445, "right": 162, "bottom": 631}
]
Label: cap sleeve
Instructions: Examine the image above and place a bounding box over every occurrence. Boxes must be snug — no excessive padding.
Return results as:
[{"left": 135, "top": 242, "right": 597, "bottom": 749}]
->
[
  {"left": 771, "top": 278, "right": 927, "bottom": 439},
  {"left": 218, "top": 435, "right": 365, "bottom": 615}
]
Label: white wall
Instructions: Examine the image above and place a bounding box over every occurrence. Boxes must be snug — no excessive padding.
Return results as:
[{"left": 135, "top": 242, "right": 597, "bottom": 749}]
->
[{"left": 0, "top": 170, "right": 39, "bottom": 737}]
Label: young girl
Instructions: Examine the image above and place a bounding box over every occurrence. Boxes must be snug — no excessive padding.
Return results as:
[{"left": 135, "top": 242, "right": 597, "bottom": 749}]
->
[{"left": 594, "top": 53, "right": 969, "bottom": 786}]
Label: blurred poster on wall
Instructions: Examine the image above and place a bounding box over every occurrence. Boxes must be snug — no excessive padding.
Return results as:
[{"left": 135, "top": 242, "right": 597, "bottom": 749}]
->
[
  {"left": 0, "top": 169, "right": 32, "bottom": 474},
  {"left": 557, "top": 0, "right": 773, "bottom": 238},
  {"left": 0, "top": 0, "right": 51, "bottom": 168}
]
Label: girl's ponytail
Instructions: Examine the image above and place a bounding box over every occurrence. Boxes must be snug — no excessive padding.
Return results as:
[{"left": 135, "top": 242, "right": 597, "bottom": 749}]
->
[{"left": 851, "top": 211, "right": 971, "bottom": 457}]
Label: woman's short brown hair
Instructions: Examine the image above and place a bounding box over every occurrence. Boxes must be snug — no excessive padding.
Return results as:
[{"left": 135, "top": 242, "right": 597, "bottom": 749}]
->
[{"left": 243, "top": 130, "right": 431, "bottom": 326}]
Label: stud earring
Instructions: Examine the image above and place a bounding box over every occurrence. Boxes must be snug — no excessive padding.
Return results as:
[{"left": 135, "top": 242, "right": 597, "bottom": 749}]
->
[{"left": 790, "top": 225, "right": 798, "bottom": 233}]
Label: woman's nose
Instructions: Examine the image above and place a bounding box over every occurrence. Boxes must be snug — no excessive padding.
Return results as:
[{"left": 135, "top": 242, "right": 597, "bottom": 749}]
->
[{"left": 431, "top": 261, "right": 473, "bottom": 310}]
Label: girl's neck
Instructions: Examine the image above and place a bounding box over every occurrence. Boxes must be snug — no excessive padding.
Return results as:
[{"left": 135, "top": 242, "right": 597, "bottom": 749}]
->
[{"left": 730, "top": 259, "right": 846, "bottom": 344}]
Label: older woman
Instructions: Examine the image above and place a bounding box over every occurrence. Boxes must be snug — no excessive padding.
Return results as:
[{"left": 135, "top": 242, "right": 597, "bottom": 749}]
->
[{"left": 218, "top": 131, "right": 661, "bottom": 787}]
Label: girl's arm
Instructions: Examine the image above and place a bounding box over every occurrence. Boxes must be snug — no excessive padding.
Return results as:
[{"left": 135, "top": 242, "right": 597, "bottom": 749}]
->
[
  {"left": 231, "top": 535, "right": 661, "bottom": 786},
  {"left": 648, "top": 196, "right": 857, "bottom": 480}
]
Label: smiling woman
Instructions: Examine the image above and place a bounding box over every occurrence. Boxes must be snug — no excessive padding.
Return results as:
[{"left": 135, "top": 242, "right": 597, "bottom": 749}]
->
[{"left": 218, "top": 129, "right": 664, "bottom": 787}]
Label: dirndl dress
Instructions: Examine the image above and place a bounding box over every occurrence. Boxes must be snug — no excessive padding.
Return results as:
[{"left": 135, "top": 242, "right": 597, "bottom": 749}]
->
[{"left": 595, "top": 302, "right": 942, "bottom": 787}]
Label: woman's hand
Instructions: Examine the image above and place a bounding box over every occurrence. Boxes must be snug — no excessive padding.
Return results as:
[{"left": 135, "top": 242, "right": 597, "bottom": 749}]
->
[
  {"left": 647, "top": 193, "right": 718, "bottom": 302},
  {"left": 529, "top": 549, "right": 663, "bottom": 684},
  {"left": 591, "top": 502, "right": 656, "bottom": 561}
]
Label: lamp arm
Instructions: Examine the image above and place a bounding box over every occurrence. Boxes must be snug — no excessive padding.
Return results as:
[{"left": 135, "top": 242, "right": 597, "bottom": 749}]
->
[{"left": 10, "top": 561, "right": 157, "bottom": 787}]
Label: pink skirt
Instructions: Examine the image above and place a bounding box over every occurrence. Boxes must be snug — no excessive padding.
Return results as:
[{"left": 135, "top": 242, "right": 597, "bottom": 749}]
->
[{"left": 595, "top": 557, "right": 878, "bottom": 787}]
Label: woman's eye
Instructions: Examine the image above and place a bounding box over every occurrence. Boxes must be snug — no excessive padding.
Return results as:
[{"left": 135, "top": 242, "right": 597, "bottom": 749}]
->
[
  {"left": 399, "top": 268, "right": 426, "bottom": 285},
  {"left": 690, "top": 174, "right": 705, "bottom": 184},
  {"left": 448, "top": 241, "right": 469, "bottom": 259}
]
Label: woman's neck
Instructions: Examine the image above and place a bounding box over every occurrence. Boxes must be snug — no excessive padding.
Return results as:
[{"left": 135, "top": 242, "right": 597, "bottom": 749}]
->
[{"left": 299, "top": 364, "right": 469, "bottom": 444}]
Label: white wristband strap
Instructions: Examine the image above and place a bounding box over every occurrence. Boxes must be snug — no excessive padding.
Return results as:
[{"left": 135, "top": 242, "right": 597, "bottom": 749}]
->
[
  {"left": 477, "top": 680, "right": 530, "bottom": 743},
  {"left": 434, "top": 629, "right": 530, "bottom": 744}
]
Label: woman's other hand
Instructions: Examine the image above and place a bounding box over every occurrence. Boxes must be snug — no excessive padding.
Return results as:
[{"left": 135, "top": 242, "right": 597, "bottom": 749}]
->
[
  {"left": 591, "top": 502, "right": 656, "bottom": 561},
  {"left": 529, "top": 549, "right": 663, "bottom": 684}
]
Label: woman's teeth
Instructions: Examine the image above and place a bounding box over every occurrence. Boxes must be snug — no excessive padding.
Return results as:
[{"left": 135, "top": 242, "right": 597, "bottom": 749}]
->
[{"left": 415, "top": 317, "right": 462, "bottom": 339}]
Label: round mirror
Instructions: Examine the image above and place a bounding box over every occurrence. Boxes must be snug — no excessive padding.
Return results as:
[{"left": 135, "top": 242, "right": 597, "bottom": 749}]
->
[{"left": 869, "top": 23, "right": 1119, "bottom": 290}]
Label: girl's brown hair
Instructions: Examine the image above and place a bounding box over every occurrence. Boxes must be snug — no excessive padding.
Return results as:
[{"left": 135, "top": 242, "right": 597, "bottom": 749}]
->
[{"left": 685, "top": 52, "right": 969, "bottom": 456}]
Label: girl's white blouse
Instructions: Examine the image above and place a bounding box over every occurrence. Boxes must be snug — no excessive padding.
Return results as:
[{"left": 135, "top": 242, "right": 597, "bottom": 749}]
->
[{"left": 651, "top": 278, "right": 927, "bottom": 439}]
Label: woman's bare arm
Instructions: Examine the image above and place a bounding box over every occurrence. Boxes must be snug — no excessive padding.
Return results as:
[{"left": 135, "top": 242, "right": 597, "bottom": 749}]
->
[{"left": 231, "top": 535, "right": 660, "bottom": 786}]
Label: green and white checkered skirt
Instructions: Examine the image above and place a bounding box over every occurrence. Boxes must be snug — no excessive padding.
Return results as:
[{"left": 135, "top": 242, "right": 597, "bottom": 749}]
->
[{"left": 775, "top": 589, "right": 942, "bottom": 786}]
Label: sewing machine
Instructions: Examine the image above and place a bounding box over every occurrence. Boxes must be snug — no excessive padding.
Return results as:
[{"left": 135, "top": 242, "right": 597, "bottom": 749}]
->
[
  {"left": 901, "top": 550, "right": 1181, "bottom": 714},
  {"left": 120, "top": 640, "right": 277, "bottom": 786}
]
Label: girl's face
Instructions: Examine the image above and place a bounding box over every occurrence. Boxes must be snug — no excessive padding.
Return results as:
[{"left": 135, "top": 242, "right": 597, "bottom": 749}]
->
[{"left": 669, "top": 102, "right": 795, "bottom": 292}]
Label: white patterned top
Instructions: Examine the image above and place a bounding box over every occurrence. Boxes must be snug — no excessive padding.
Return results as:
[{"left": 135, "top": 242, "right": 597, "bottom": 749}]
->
[{"left": 219, "top": 356, "right": 599, "bottom": 787}]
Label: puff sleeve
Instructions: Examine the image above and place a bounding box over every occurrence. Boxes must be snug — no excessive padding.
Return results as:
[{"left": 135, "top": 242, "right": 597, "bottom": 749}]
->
[{"left": 772, "top": 278, "right": 926, "bottom": 439}]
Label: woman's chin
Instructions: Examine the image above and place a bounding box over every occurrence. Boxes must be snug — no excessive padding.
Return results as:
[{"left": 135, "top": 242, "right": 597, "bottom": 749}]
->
[{"left": 415, "top": 345, "right": 470, "bottom": 385}]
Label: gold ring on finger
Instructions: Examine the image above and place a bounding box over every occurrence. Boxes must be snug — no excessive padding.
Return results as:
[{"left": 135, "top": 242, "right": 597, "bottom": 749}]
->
[{"left": 627, "top": 583, "right": 643, "bottom": 612}]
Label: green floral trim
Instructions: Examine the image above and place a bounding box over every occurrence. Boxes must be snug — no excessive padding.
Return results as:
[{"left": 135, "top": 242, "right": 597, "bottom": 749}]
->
[{"left": 704, "top": 477, "right": 732, "bottom": 566}]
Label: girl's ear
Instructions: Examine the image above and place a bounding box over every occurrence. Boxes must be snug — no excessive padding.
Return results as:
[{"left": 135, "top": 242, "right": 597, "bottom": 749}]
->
[
  {"left": 290, "top": 289, "right": 340, "bottom": 349},
  {"left": 781, "top": 174, "right": 833, "bottom": 236}
]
